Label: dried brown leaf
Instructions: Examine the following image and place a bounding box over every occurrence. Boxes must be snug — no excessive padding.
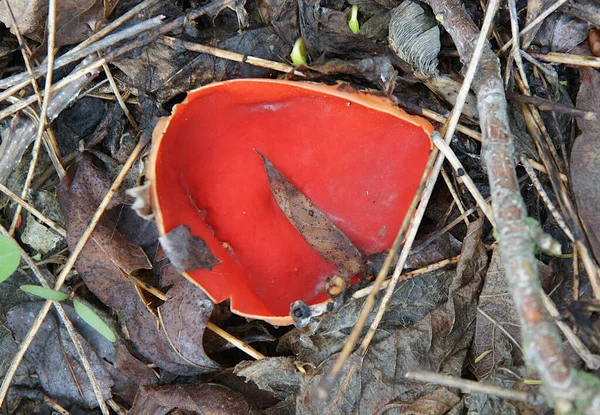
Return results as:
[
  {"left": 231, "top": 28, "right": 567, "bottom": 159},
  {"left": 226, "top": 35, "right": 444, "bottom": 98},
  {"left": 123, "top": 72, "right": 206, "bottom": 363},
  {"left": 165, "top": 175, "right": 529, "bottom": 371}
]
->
[
  {"left": 234, "top": 356, "right": 302, "bottom": 401},
  {"left": 158, "top": 224, "right": 220, "bottom": 274},
  {"left": 57, "top": 155, "right": 151, "bottom": 309},
  {"left": 130, "top": 383, "right": 259, "bottom": 415},
  {"left": 572, "top": 68, "right": 600, "bottom": 262},
  {"left": 6, "top": 302, "right": 114, "bottom": 409},
  {"left": 259, "top": 152, "right": 363, "bottom": 277}
]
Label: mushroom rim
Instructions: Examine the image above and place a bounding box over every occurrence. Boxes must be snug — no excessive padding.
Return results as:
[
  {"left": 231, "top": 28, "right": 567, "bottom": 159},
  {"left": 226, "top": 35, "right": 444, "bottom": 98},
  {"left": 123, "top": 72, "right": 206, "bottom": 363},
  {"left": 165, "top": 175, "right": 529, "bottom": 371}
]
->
[{"left": 147, "top": 79, "right": 435, "bottom": 324}]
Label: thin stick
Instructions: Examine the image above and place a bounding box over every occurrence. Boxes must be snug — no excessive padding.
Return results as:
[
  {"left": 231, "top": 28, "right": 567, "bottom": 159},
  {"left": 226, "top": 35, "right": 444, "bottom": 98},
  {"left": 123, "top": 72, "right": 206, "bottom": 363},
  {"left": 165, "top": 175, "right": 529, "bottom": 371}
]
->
[
  {"left": 405, "top": 371, "right": 539, "bottom": 405},
  {"left": 0, "top": 136, "right": 148, "bottom": 409},
  {"left": 520, "top": 157, "right": 574, "bottom": 242},
  {"left": 206, "top": 322, "right": 266, "bottom": 360},
  {"left": 352, "top": 256, "right": 461, "bottom": 299},
  {"left": 8, "top": 0, "right": 57, "bottom": 235},
  {"left": 0, "top": 182, "right": 66, "bottom": 237},
  {"left": 540, "top": 292, "right": 600, "bottom": 370},
  {"left": 431, "top": 134, "right": 495, "bottom": 225},
  {"left": 102, "top": 62, "right": 139, "bottom": 130},
  {"left": 498, "top": 0, "right": 569, "bottom": 55},
  {"left": 159, "top": 36, "right": 304, "bottom": 77},
  {"left": 69, "top": 0, "right": 162, "bottom": 56},
  {"left": 0, "top": 16, "right": 164, "bottom": 93},
  {"left": 441, "top": 168, "right": 470, "bottom": 226},
  {"left": 529, "top": 52, "right": 600, "bottom": 69}
]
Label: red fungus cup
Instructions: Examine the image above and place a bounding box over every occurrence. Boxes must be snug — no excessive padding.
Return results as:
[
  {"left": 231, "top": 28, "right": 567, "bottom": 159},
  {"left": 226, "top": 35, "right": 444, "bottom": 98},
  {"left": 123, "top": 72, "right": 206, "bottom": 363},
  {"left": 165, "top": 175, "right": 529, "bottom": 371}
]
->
[{"left": 148, "top": 79, "right": 434, "bottom": 325}]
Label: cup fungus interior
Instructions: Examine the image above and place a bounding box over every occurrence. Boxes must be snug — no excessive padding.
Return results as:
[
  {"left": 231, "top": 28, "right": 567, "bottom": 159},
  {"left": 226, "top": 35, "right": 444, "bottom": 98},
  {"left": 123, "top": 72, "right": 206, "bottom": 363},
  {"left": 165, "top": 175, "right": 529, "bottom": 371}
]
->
[{"left": 149, "top": 79, "right": 434, "bottom": 325}]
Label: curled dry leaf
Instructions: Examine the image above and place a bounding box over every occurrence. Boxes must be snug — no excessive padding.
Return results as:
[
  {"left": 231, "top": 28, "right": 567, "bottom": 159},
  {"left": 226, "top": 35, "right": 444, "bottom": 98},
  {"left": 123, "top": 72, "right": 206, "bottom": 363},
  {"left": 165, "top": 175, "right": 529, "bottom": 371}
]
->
[
  {"left": 259, "top": 151, "right": 363, "bottom": 277},
  {"left": 158, "top": 224, "right": 220, "bottom": 275},
  {"left": 130, "top": 383, "right": 259, "bottom": 415},
  {"left": 572, "top": 68, "right": 600, "bottom": 262},
  {"left": 0, "top": 0, "right": 108, "bottom": 46}
]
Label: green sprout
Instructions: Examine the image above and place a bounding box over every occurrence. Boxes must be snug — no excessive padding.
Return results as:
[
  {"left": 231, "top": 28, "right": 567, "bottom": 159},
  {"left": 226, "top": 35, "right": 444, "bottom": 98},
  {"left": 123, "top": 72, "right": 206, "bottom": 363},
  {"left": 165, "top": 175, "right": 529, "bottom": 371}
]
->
[
  {"left": 290, "top": 37, "right": 307, "bottom": 66},
  {"left": 348, "top": 5, "right": 360, "bottom": 34},
  {"left": 19, "top": 284, "right": 117, "bottom": 343},
  {"left": 0, "top": 234, "right": 20, "bottom": 283}
]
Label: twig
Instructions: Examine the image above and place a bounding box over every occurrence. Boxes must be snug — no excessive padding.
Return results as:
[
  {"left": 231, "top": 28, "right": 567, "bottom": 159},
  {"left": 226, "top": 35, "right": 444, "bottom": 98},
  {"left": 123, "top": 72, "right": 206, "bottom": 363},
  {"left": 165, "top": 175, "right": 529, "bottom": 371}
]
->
[
  {"left": 5, "top": 1, "right": 65, "bottom": 180},
  {"left": 0, "top": 16, "right": 164, "bottom": 94},
  {"left": 405, "top": 370, "right": 539, "bottom": 405},
  {"left": 440, "top": 168, "right": 470, "bottom": 226},
  {"left": 0, "top": 182, "right": 66, "bottom": 237},
  {"left": 134, "top": 277, "right": 267, "bottom": 361},
  {"left": 520, "top": 156, "right": 574, "bottom": 242},
  {"left": 206, "top": 322, "right": 266, "bottom": 360},
  {"left": 529, "top": 52, "right": 600, "bottom": 69},
  {"left": 352, "top": 256, "right": 461, "bottom": 299},
  {"left": 426, "top": 0, "right": 599, "bottom": 409},
  {"left": 498, "top": 0, "right": 569, "bottom": 55},
  {"left": 8, "top": 0, "right": 58, "bottom": 236},
  {"left": 101, "top": 62, "right": 139, "bottom": 130},
  {"left": 158, "top": 36, "right": 304, "bottom": 77},
  {"left": 0, "top": 135, "right": 148, "bottom": 409},
  {"left": 540, "top": 292, "right": 600, "bottom": 370},
  {"left": 430, "top": 133, "right": 494, "bottom": 225},
  {"left": 506, "top": 91, "right": 597, "bottom": 121}
]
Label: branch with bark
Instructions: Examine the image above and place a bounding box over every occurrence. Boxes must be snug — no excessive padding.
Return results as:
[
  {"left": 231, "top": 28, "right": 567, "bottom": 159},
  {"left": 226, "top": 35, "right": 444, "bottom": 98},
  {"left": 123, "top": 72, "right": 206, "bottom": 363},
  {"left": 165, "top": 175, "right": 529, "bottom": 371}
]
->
[{"left": 424, "top": 0, "right": 600, "bottom": 411}]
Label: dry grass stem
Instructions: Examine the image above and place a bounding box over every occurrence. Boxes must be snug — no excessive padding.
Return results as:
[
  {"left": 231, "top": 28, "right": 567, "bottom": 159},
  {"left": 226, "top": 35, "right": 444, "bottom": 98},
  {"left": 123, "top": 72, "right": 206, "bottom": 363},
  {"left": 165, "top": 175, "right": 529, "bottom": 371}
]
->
[
  {"left": 431, "top": 133, "right": 494, "bottom": 225},
  {"left": 352, "top": 256, "right": 461, "bottom": 299},
  {"left": 441, "top": 168, "right": 470, "bottom": 226},
  {"left": 0, "top": 182, "right": 66, "bottom": 237},
  {"left": 8, "top": 0, "right": 59, "bottom": 236},
  {"left": 206, "top": 322, "right": 266, "bottom": 361},
  {"left": 530, "top": 52, "right": 600, "bottom": 69},
  {"left": 405, "top": 370, "right": 539, "bottom": 404},
  {"left": 159, "top": 36, "right": 304, "bottom": 77},
  {"left": 498, "top": 0, "right": 569, "bottom": 55},
  {"left": 520, "top": 156, "right": 574, "bottom": 241}
]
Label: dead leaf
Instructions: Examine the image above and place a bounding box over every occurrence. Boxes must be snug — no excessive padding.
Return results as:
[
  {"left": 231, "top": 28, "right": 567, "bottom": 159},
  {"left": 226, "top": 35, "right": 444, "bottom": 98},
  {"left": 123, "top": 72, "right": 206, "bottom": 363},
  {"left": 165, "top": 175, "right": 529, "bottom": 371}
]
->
[
  {"left": 120, "top": 284, "right": 220, "bottom": 376},
  {"left": 572, "top": 68, "right": 600, "bottom": 262},
  {"left": 234, "top": 356, "right": 302, "bottom": 401},
  {"left": 158, "top": 224, "right": 220, "bottom": 274},
  {"left": 259, "top": 152, "right": 363, "bottom": 277},
  {"left": 0, "top": 0, "right": 107, "bottom": 47},
  {"left": 308, "top": 57, "right": 398, "bottom": 94},
  {"left": 296, "top": 219, "right": 486, "bottom": 413},
  {"left": 129, "top": 383, "right": 259, "bottom": 415},
  {"left": 157, "top": 279, "right": 220, "bottom": 370},
  {"left": 535, "top": 13, "right": 590, "bottom": 53},
  {"left": 108, "top": 343, "right": 158, "bottom": 405},
  {"left": 57, "top": 154, "right": 151, "bottom": 309},
  {"left": 6, "top": 302, "right": 114, "bottom": 409},
  {"left": 471, "top": 249, "right": 522, "bottom": 379}
]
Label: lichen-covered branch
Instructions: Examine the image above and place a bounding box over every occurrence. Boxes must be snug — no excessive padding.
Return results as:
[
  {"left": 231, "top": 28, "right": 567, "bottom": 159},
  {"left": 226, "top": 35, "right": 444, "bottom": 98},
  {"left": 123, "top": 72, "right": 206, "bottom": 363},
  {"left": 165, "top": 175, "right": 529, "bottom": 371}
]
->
[{"left": 425, "top": 0, "right": 600, "bottom": 410}]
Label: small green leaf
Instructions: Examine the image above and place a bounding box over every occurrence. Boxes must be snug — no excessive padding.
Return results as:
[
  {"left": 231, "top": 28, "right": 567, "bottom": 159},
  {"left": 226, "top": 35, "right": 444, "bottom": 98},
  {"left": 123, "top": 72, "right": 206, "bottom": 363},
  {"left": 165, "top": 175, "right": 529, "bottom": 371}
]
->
[
  {"left": 348, "top": 5, "right": 360, "bottom": 34},
  {"left": 290, "top": 38, "right": 307, "bottom": 66},
  {"left": 73, "top": 299, "right": 116, "bottom": 343},
  {"left": 0, "top": 235, "right": 21, "bottom": 283},
  {"left": 20, "top": 285, "right": 69, "bottom": 301}
]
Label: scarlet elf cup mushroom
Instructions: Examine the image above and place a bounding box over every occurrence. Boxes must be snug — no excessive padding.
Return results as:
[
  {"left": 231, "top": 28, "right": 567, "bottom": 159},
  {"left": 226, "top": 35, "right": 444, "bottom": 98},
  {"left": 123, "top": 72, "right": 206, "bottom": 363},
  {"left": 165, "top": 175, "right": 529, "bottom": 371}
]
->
[{"left": 148, "top": 79, "right": 434, "bottom": 325}]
